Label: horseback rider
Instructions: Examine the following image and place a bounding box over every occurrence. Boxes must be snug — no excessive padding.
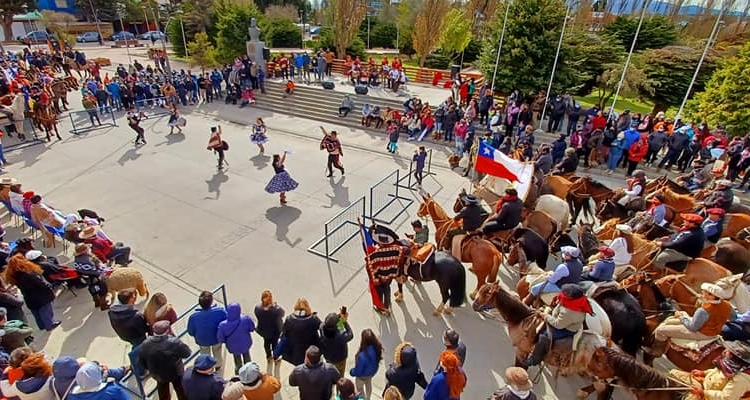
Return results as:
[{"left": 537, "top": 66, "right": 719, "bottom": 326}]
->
[
  {"left": 676, "top": 159, "right": 710, "bottom": 190},
  {"left": 644, "top": 193, "right": 668, "bottom": 227},
  {"left": 523, "top": 246, "right": 583, "bottom": 306},
  {"left": 653, "top": 213, "right": 706, "bottom": 271},
  {"left": 702, "top": 208, "right": 726, "bottom": 246},
  {"left": 552, "top": 148, "right": 578, "bottom": 176},
  {"left": 521, "top": 284, "right": 591, "bottom": 368},
  {"left": 405, "top": 220, "right": 430, "bottom": 246},
  {"left": 651, "top": 282, "right": 732, "bottom": 357},
  {"left": 580, "top": 246, "right": 616, "bottom": 290},
  {"left": 482, "top": 188, "right": 523, "bottom": 236},
  {"left": 703, "top": 179, "right": 735, "bottom": 213},
  {"left": 670, "top": 340, "right": 750, "bottom": 400},
  {"left": 608, "top": 224, "right": 633, "bottom": 268},
  {"left": 617, "top": 170, "right": 646, "bottom": 209},
  {"left": 534, "top": 145, "right": 554, "bottom": 175},
  {"left": 444, "top": 194, "right": 486, "bottom": 249}
]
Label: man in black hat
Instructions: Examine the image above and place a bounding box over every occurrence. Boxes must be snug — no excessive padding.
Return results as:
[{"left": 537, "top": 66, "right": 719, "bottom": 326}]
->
[
  {"left": 444, "top": 194, "right": 486, "bottom": 253},
  {"left": 482, "top": 188, "right": 523, "bottom": 236},
  {"left": 366, "top": 233, "right": 404, "bottom": 315}
]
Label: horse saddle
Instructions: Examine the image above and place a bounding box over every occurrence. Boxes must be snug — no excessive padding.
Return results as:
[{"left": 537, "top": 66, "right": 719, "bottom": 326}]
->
[
  {"left": 524, "top": 272, "right": 557, "bottom": 305},
  {"left": 669, "top": 337, "right": 722, "bottom": 364},
  {"left": 409, "top": 243, "right": 435, "bottom": 264},
  {"left": 613, "top": 265, "right": 636, "bottom": 281},
  {"left": 451, "top": 234, "right": 466, "bottom": 261},
  {"left": 584, "top": 281, "right": 621, "bottom": 299}
]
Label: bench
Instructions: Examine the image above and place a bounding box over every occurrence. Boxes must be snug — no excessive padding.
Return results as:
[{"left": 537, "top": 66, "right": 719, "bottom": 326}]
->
[{"left": 112, "top": 40, "right": 142, "bottom": 48}]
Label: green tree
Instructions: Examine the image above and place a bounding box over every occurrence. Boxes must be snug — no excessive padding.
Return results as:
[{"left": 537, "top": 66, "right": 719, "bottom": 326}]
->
[
  {"left": 412, "top": 0, "right": 450, "bottom": 66},
  {"left": 318, "top": 27, "right": 366, "bottom": 59},
  {"left": 561, "top": 31, "right": 624, "bottom": 96},
  {"left": 396, "top": 0, "right": 420, "bottom": 57},
  {"left": 328, "top": 0, "right": 367, "bottom": 58},
  {"left": 188, "top": 31, "right": 217, "bottom": 72},
  {"left": 40, "top": 11, "right": 77, "bottom": 47},
  {"left": 264, "top": 18, "right": 302, "bottom": 48},
  {"left": 166, "top": 17, "right": 187, "bottom": 57},
  {"left": 182, "top": 0, "right": 215, "bottom": 34},
  {"left": 686, "top": 41, "right": 750, "bottom": 136},
  {"left": 592, "top": 58, "right": 653, "bottom": 109},
  {"left": 1, "top": 0, "right": 34, "bottom": 42},
  {"left": 370, "top": 21, "right": 397, "bottom": 48},
  {"left": 477, "top": 0, "right": 567, "bottom": 93},
  {"left": 640, "top": 45, "right": 717, "bottom": 112},
  {"left": 121, "top": 0, "right": 161, "bottom": 30},
  {"left": 439, "top": 9, "right": 473, "bottom": 63},
  {"left": 75, "top": 0, "right": 118, "bottom": 22},
  {"left": 603, "top": 15, "right": 678, "bottom": 52},
  {"left": 213, "top": 0, "right": 263, "bottom": 63}
]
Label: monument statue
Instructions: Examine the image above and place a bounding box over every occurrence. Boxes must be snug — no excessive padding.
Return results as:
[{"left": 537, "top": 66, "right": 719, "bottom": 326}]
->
[{"left": 248, "top": 18, "right": 261, "bottom": 42}]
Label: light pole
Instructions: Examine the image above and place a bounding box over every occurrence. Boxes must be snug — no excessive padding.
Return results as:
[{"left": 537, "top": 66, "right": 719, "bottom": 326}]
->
[
  {"left": 175, "top": 10, "right": 188, "bottom": 56},
  {"left": 142, "top": 6, "right": 150, "bottom": 33},
  {"left": 609, "top": 0, "right": 651, "bottom": 117},
  {"left": 148, "top": 6, "right": 171, "bottom": 75},
  {"left": 540, "top": 5, "right": 571, "bottom": 124},
  {"left": 490, "top": 0, "right": 511, "bottom": 93},
  {"left": 676, "top": 1, "right": 726, "bottom": 120},
  {"left": 86, "top": 0, "right": 104, "bottom": 45},
  {"left": 118, "top": 13, "right": 132, "bottom": 64},
  {"left": 299, "top": 9, "right": 304, "bottom": 49}
]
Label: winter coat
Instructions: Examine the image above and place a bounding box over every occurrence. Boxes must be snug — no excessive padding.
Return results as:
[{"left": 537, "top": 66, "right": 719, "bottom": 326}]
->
[
  {"left": 217, "top": 303, "right": 256, "bottom": 354},
  {"left": 424, "top": 370, "right": 465, "bottom": 400},
  {"left": 318, "top": 320, "right": 353, "bottom": 363},
  {"left": 221, "top": 375, "right": 281, "bottom": 400},
  {"left": 350, "top": 345, "right": 379, "bottom": 378},
  {"left": 254, "top": 303, "right": 285, "bottom": 340},
  {"left": 108, "top": 304, "right": 149, "bottom": 346},
  {"left": 288, "top": 361, "right": 341, "bottom": 400},
  {"left": 648, "top": 131, "right": 668, "bottom": 151},
  {"left": 0, "top": 321, "right": 33, "bottom": 352},
  {"left": 668, "top": 132, "right": 690, "bottom": 151},
  {"left": 627, "top": 137, "right": 648, "bottom": 163},
  {"left": 623, "top": 128, "right": 641, "bottom": 149},
  {"left": 137, "top": 335, "right": 192, "bottom": 382},
  {"left": 385, "top": 345, "right": 427, "bottom": 399},
  {"left": 281, "top": 313, "right": 322, "bottom": 366},
  {"left": 181, "top": 368, "right": 226, "bottom": 400},
  {"left": 1, "top": 376, "right": 54, "bottom": 400},
  {"left": 551, "top": 139, "right": 567, "bottom": 161},
  {"left": 662, "top": 226, "right": 706, "bottom": 258},
  {"left": 9, "top": 270, "right": 54, "bottom": 310},
  {"left": 67, "top": 383, "right": 130, "bottom": 400},
  {"left": 0, "top": 290, "right": 26, "bottom": 322},
  {"left": 187, "top": 304, "right": 228, "bottom": 347}
]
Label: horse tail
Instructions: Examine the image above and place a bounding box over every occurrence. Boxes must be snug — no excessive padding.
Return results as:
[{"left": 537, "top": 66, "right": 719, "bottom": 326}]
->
[{"left": 449, "top": 261, "right": 467, "bottom": 307}]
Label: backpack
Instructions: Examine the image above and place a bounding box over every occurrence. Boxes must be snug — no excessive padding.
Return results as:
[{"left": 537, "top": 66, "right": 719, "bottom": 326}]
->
[{"left": 222, "top": 140, "right": 229, "bottom": 151}]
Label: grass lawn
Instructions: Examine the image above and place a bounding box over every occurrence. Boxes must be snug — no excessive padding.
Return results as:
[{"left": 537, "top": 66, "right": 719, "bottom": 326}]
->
[{"left": 578, "top": 94, "right": 658, "bottom": 115}]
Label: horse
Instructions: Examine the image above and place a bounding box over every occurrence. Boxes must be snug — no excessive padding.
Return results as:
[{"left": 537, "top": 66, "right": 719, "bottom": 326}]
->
[
  {"left": 471, "top": 282, "right": 607, "bottom": 377},
  {"left": 596, "top": 200, "right": 631, "bottom": 222},
  {"left": 594, "top": 218, "right": 621, "bottom": 241},
  {"left": 33, "top": 104, "right": 61, "bottom": 141},
  {"left": 49, "top": 80, "right": 70, "bottom": 114},
  {"left": 369, "top": 224, "right": 467, "bottom": 315},
  {"left": 585, "top": 347, "right": 687, "bottom": 400},
  {"left": 548, "top": 229, "right": 577, "bottom": 256},
  {"left": 645, "top": 176, "right": 691, "bottom": 195},
  {"left": 629, "top": 212, "right": 674, "bottom": 241},
  {"left": 654, "top": 188, "right": 695, "bottom": 225},
  {"left": 567, "top": 177, "right": 615, "bottom": 225},
  {"left": 621, "top": 272, "right": 675, "bottom": 337},
  {"left": 506, "top": 228, "right": 549, "bottom": 272},
  {"left": 541, "top": 175, "right": 574, "bottom": 200},
  {"left": 535, "top": 194, "right": 571, "bottom": 230},
  {"left": 417, "top": 194, "right": 501, "bottom": 299},
  {"left": 578, "top": 223, "right": 601, "bottom": 260},
  {"left": 704, "top": 238, "right": 750, "bottom": 275},
  {"left": 523, "top": 209, "right": 557, "bottom": 241}
]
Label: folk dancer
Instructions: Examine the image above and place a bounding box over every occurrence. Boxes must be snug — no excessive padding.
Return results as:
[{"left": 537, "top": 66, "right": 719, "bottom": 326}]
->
[
  {"left": 264, "top": 152, "right": 298, "bottom": 205},
  {"left": 320, "top": 128, "right": 345, "bottom": 178}
]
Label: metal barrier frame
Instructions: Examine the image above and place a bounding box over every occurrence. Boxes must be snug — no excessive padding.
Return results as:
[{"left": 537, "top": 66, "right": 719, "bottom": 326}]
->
[
  {"left": 396, "top": 148, "right": 436, "bottom": 190},
  {"left": 117, "top": 284, "right": 229, "bottom": 399},
  {"left": 69, "top": 109, "right": 117, "bottom": 135},
  {"left": 370, "top": 170, "right": 414, "bottom": 225},
  {"left": 308, "top": 196, "right": 366, "bottom": 263},
  {"left": 4, "top": 118, "right": 43, "bottom": 152}
]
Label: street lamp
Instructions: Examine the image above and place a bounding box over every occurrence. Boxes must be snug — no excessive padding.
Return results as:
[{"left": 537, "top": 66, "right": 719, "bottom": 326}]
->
[
  {"left": 142, "top": 6, "right": 150, "bottom": 33},
  {"left": 675, "top": 1, "right": 727, "bottom": 119},
  {"left": 118, "top": 12, "right": 132, "bottom": 64},
  {"left": 87, "top": 0, "right": 104, "bottom": 45},
  {"left": 490, "top": 0, "right": 511, "bottom": 93},
  {"left": 609, "top": 0, "right": 651, "bottom": 117},
  {"left": 540, "top": 5, "right": 571, "bottom": 124},
  {"left": 148, "top": 6, "right": 171, "bottom": 75},
  {"left": 299, "top": 9, "right": 304, "bottom": 49}
]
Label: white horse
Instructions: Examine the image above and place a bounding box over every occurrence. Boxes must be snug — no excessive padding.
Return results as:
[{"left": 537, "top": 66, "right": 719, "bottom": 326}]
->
[
  {"left": 535, "top": 194, "right": 571, "bottom": 231},
  {"left": 0, "top": 95, "right": 26, "bottom": 136}
]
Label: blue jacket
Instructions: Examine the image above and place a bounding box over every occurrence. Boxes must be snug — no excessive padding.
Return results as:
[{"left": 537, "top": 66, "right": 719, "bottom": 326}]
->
[
  {"left": 623, "top": 128, "right": 640, "bottom": 149},
  {"left": 106, "top": 83, "right": 120, "bottom": 99},
  {"left": 216, "top": 303, "right": 255, "bottom": 354},
  {"left": 424, "top": 371, "right": 453, "bottom": 400},
  {"left": 68, "top": 383, "right": 130, "bottom": 400},
  {"left": 349, "top": 345, "right": 379, "bottom": 378},
  {"left": 187, "top": 304, "right": 228, "bottom": 346},
  {"left": 583, "top": 259, "right": 615, "bottom": 282},
  {"left": 295, "top": 54, "right": 304, "bottom": 68}
]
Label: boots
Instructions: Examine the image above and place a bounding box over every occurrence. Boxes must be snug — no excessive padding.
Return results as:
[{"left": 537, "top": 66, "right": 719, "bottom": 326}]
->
[
  {"left": 522, "top": 335, "right": 551, "bottom": 368},
  {"left": 92, "top": 294, "right": 100, "bottom": 308}
]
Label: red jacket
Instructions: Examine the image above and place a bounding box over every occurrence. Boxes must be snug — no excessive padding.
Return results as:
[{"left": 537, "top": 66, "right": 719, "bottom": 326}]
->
[{"left": 628, "top": 136, "right": 649, "bottom": 162}]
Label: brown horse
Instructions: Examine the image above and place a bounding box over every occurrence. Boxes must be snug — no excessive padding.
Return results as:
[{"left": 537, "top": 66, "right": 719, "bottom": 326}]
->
[
  {"left": 541, "top": 175, "right": 574, "bottom": 199},
  {"left": 594, "top": 218, "right": 621, "bottom": 241},
  {"left": 585, "top": 347, "right": 688, "bottom": 400},
  {"left": 621, "top": 272, "right": 674, "bottom": 337},
  {"left": 654, "top": 188, "right": 695, "bottom": 225},
  {"left": 567, "top": 177, "right": 615, "bottom": 224},
  {"left": 49, "top": 80, "right": 70, "bottom": 114},
  {"left": 523, "top": 210, "right": 557, "bottom": 241},
  {"left": 417, "top": 194, "right": 501, "bottom": 299},
  {"left": 702, "top": 238, "right": 750, "bottom": 274},
  {"left": 33, "top": 104, "right": 61, "bottom": 141},
  {"left": 645, "top": 176, "right": 691, "bottom": 195},
  {"left": 471, "top": 282, "right": 607, "bottom": 376}
]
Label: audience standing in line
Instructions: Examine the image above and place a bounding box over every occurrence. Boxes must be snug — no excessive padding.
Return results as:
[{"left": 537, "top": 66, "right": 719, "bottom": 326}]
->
[
  {"left": 217, "top": 302, "right": 256, "bottom": 375},
  {"left": 221, "top": 362, "right": 281, "bottom": 400},
  {"left": 254, "top": 290, "right": 285, "bottom": 364},
  {"left": 319, "top": 309, "right": 354, "bottom": 376},
  {"left": 289, "top": 345, "right": 341, "bottom": 400},
  {"left": 188, "top": 291, "right": 228, "bottom": 370},
  {"left": 138, "top": 321, "right": 192, "bottom": 400},
  {"left": 181, "top": 355, "right": 226, "bottom": 400},
  {"left": 349, "top": 329, "right": 384, "bottom": 400}
]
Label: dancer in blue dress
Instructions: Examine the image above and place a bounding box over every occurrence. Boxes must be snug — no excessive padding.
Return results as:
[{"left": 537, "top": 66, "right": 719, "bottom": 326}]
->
[
  {"left": 250, "top": 117, "right": 268, "bottom": 154},
  {"left": 265, "top": 151, "right": 298, "bottom": 204}
]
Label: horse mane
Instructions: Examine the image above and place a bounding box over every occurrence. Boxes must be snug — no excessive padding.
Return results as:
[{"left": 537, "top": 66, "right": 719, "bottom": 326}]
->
[
  {"left": 493, "top": 285, "right": 534, "bottom": 323},
  {"left": 583, "top": 177, "right": 612, "bottom": 192},
  {"left": 425, "top": 197, "right": 449, "bottom": 220},
  {"left": 646, "top": 279, "right": 669, "bottom": 305},
  {"left": 599, "top": 347, "right": 673, "bottom": 389}
]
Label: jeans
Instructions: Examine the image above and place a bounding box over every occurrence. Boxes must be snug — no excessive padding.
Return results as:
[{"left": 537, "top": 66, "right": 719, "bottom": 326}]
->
[
  {"left": 455, "top": 137, "right": 465, "bottom": 156},
  {"left": 530, "top": 281, "right": 561, "bottom": 296},
  {"left": 444, "top": 126, "right": 454, "bottom": 141},
  {"left": 108, "top": 245, "right": 131, "bottom": 265},
  {"left": 388, "top": 141, "right": 398, "bottom": 152},
  {"left": 156, "top": 377, "right": 187, "bottom": 400},
  {"left": 414, "top": 168, "right": 424, "bottom": 185},
  {"left": 0, "top": 143, "right": 7, "bottom": 165},
  {"left": 232, "top": 352, "right": 251, "bottom": 374},
  {"left": 262, "top": 335, "right": 279, "bottom": 359},
  {"left": 607, "top": 152, "right": 622, "bottom": 171},
  {"left": 658, "top": 148, "right": 681, "bottom": 168},
  {"left": 327, "top": 154, "right": 344, "bottom": 176},
  {"left": 87, "top": 110, "right": 101, "bottom": 125},
  {"left": 626, "top": 160, "right": 639, "bottom": 176},
  {"left": 338, "top": 107, "right": 351, "bottom": 117},
  {"left": 199, "top": 344, "right": 224, "bottom": 368},
  {"left": 355, "top": 376, "right": 374, "bottom": 400},
  {"left": 30, "top": 302, "right": 55, "bottom": 330}
]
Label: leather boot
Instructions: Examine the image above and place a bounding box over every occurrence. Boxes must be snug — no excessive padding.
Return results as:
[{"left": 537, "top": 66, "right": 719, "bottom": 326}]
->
[
  {"left": 98, "top": 295, "right": 110, "bottom": 311},
  {"left": 92, "top": 294, "right": 100, "bottom": 308},
  {"left": 522, "top": 335, "right": 551, "bottom": 368}
]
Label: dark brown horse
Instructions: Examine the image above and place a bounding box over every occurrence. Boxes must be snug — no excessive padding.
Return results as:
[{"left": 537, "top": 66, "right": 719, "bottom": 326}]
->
[{"left": 566, "top": 177, "right": 614, "bottom": 224}]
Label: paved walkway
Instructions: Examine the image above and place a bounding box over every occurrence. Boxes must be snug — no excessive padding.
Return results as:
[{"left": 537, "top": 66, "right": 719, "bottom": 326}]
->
[{"left": 2, "top": 43, "right": 634, "bottom": 400}]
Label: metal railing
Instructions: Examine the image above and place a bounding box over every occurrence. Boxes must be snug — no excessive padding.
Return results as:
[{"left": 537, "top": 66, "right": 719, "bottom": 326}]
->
[
  {"left": 396, "top": 148, "right": 435, "bottom": 190},
  {"left": 308, "top": 196, "right": 366, "bottom": 263},
  {"left": 117, "top": 284, "right": 229, "bottom": 399},
  {"left": 69, "top": 109, "right": 117, "bottom": 135},
  {"left": 3, "top": 118, "right": 42, "bottom": 151},
  {"left": 369, "top": 170, "right": 413, "bottom": 225}
]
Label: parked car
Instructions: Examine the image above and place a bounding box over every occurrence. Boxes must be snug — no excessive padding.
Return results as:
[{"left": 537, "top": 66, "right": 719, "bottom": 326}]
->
[
  {"left": 76, "top": 31, "right": 100, "bottom": 43},
  {"left": 20, "top": 31, "right": 58, "bottom": 45},
  {"left": 140, "top": 30, "right": 166, "bottom": 41},
  {"left": 108, "top": 31, "right": 136, "bottom": 41}
]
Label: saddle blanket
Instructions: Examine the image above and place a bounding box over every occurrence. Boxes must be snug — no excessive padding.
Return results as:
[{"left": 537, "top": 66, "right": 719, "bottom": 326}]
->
[
  {"left": 669, "top": 337, "right": 722, "bottom": 363},
  {"left": 409, "top": 243, "right": 435, "bottom": 263}
]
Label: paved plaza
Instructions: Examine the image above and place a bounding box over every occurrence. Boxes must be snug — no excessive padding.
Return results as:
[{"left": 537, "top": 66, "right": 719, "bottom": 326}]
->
[{"left": 2, "top": 43, "right": 636, "bottom": 399}]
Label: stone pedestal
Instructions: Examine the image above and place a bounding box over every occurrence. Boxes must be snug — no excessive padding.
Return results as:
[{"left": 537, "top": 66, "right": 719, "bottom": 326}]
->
[{"left": 246, "top": 41, "right": 266, "bottom": 73}]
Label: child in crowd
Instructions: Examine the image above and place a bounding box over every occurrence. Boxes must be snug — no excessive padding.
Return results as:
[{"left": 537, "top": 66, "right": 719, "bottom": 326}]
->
[
  {"left": 387, "top": 121, "right": 399, "bottom": 154},
  {"left": 284, "top": 80, "right": 295, "bottom": 98}
]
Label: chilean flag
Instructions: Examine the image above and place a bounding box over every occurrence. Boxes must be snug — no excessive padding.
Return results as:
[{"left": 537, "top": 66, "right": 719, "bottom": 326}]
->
[
  {"left": 475, "top": 141, "right": 528, "bottom": 182},
  {"left": 360, "top": 224, "right": 385, "bottom": 310}
]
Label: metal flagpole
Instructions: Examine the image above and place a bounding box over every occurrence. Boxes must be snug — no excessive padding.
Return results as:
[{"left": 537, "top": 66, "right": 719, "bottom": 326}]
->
[
  {"left": 609, "top": 0, "right": 650, "bottom": 117},
  {"left": 490, "top": 0, "right": 511, "bottom": 93},
  {"left": 119, "top": 14, "right": 132, "bottom": 64},
  {"left": 540, "top": 5, "right": 570, "bottom": 124},
  {"left": 675, "top": 0, "right": 726, "bottom": 120}
]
